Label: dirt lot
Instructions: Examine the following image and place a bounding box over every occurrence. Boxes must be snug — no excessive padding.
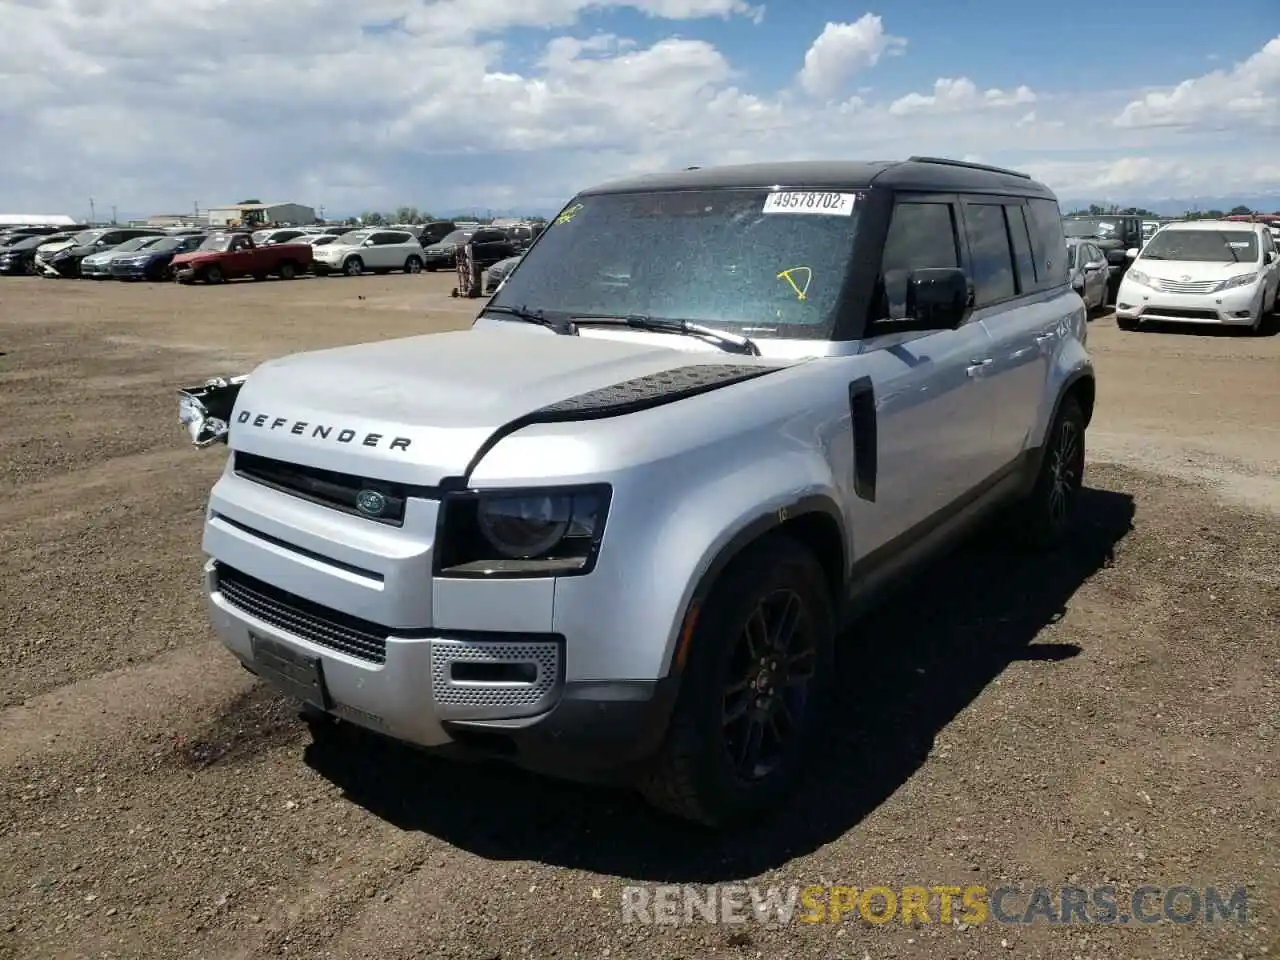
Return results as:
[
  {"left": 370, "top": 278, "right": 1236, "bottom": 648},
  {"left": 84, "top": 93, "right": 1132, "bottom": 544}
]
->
[{"left": 0, "top": 274, "right": 1276, "bottom": 960}]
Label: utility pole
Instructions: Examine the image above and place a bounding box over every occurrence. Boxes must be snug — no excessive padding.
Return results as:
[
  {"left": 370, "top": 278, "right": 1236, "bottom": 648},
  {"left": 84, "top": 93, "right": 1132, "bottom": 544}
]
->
[
  {"left": 89, "top": 197, "right": 96, "bottom": 224},
  {"left": 111, "top": 205, "right": 117, "bottom": 224}
]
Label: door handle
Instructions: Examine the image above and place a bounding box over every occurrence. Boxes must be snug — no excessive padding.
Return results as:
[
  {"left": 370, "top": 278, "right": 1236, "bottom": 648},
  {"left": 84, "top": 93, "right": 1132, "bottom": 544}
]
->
[
  {"left": 1035, "top": 333, "right": 1056, "bottom": 344},
  {"left": 966, "top": 358, "right": 993, "bottom": 377}
]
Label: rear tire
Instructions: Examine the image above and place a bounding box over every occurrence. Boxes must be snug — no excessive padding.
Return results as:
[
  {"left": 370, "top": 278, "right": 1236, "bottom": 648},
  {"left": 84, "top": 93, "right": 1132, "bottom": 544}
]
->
[
  {"left": 1007, "top": 393, "right": 1086, "bottom": 552},
  {"left": 278, "top": 260, "right": 297, "bottom": 280},
  {"left": 639, "top": 534, "right": 835, "bottom": 827}
]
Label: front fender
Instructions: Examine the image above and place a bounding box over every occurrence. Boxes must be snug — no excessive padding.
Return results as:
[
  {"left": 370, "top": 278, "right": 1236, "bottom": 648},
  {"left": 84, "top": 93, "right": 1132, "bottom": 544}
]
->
[{"left": 549, "top": 446, "right": 845, "bottom": 683}]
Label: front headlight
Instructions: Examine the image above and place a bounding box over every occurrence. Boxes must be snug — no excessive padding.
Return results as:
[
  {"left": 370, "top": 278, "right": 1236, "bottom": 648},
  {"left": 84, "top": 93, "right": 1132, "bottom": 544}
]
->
[
  {"left": 1125, "top": 268, "right": 1152, "bottom": 288},
  {"left": 435, "top": 485, "right": 611, "bottom": 577},
  {"left": 1219, "top": 272, "right": 1258, "bottom": 291}
]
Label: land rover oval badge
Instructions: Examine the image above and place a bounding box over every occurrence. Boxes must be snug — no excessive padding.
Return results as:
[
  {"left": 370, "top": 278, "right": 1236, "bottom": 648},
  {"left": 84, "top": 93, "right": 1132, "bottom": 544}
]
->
[{"left": 355, "top": 489, "right": 388, "bottom": 517}]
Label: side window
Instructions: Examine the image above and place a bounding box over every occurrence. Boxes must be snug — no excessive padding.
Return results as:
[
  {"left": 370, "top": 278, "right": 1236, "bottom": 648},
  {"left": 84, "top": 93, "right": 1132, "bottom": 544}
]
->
[
  {"left": 1004, "top": 204, "right": 1036, "bottom": 294},
  {"left": 964, "top": 203, "right": 1016, "bottom": 305},
  {"left": 387, "top": 232, "right": 412, "bottom": 245},
  {"left": 875, "top": 200, "right": 960, "bottom": 321},
  {"left": 1024, "top": 198, "right": 1069, "bottom": 289}
]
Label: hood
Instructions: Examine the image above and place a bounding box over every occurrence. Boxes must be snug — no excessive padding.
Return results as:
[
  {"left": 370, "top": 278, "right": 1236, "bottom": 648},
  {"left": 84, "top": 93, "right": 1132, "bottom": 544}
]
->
[
  {"left": 117, "top": 248, "right": 171, "bottom": 262},
  {"left": 37, "top": 239, "right": 76, "bottom": 256},
  {"left": 228, "top": 327, "right": 778, "bottom": 486},
  {"left": 56, "top": 244, "right": 97, "bottom": 259},
  {"left": 171, "top": 249, "right": 219, "bottom": 265},
  {"left": 1135, "top": 258, "right": 1262, "bottom": 282}
]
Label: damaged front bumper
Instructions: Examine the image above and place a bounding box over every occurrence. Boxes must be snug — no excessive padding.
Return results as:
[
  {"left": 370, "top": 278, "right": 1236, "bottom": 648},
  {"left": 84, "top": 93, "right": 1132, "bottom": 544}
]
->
[{"left": 179, "top": 375, "right": 249, "bottom": 446}]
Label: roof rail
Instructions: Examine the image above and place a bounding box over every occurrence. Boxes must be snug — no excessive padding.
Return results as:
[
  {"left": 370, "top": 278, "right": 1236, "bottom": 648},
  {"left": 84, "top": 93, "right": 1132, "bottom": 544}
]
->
[{"left": 907, "top": 155, "right": 1032, "bottom": 180}]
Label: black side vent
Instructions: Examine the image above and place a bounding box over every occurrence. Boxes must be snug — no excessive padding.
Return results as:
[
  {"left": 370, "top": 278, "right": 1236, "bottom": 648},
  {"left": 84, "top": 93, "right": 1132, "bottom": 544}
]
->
[
  {"left": 532, "top": 363, "right": 778, "bottom": 419},
  {"left": 234, "top": 451, "right": 410, "bottom": 525}
]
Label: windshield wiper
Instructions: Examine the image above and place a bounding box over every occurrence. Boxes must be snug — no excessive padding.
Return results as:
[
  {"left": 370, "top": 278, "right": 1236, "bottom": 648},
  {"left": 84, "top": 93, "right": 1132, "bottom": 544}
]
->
[
  {"left": 484, "top": 304, "right": 576, "bottom": 335},
  {"left": 571, "top": 314, "right": 760, "bottom": 356}
]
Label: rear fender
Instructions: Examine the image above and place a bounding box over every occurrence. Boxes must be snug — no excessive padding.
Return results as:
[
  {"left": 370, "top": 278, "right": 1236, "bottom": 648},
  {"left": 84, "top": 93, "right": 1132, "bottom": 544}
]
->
[{"left": 179, "top": 376, "right": 249, "bottom": 447}]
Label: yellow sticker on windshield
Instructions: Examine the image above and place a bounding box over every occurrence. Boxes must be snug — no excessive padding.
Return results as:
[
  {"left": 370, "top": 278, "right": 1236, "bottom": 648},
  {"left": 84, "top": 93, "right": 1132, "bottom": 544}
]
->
[
  {"left": 777, "top": 266, "right": 812, "bottom": 301},
  {"left": 554, "top": 203, "right": 584, "bottom": 225}
]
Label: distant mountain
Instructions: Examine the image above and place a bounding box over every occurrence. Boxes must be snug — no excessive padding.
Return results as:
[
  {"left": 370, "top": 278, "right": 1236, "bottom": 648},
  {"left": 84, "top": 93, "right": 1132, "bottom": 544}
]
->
[{"left": 1060, "top": 194, "right": 1280, "bottom": 216}]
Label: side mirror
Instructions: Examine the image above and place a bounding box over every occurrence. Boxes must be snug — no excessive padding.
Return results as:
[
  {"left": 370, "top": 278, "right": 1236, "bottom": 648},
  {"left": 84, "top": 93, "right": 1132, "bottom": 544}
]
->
[
  {"left": 1267, "top": 250, "right": 1278, "bottom": 264},
  {"left": 1084, "top": 260, "right": 1106, "bottom": 271},
  {"left": 1125, "top": 248, "right": 1139, "bottom": 259},
  {"left": 873, "top": 267, "right": 973, "bottom": 332}
]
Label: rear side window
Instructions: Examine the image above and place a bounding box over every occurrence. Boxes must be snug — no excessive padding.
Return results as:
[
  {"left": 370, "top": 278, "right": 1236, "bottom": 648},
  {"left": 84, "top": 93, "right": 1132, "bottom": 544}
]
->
[
  {"left": 1025, "top": 198, "right": 1069, "bottom": 289},
  {"left": 385, "top": 232, "right": 413, "bottom": 244},
  {"left": 875, "top": 200, "right": 960, "bottom": 322},
  {"left": 964, "top": 203, "right": 1016, "bottom": 306}
]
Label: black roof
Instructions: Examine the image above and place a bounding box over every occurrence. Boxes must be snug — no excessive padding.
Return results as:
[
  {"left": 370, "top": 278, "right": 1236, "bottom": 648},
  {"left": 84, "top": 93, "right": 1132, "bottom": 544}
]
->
[{"left": 577, "top": 156, "right": 1056, "bottom": 200}]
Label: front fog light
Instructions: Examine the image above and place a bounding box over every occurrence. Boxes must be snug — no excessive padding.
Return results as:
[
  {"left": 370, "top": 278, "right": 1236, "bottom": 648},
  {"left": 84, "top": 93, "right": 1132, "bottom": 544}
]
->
[{"left": 436, "top": 486, "right": 611, "bottom": 577}]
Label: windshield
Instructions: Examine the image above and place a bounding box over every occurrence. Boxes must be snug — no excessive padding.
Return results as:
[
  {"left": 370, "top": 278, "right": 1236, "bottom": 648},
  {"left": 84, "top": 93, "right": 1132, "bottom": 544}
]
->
[
  {"left": 148, "top": 236, "right": 189, "bottom": 252},
  {"left": 1140, "top": 229, "right": 1259, "bottom": 263},
  {"left": 11, "top": 235, "right": 50, "bottom": 250},
  {"left": 488, "top": 188, "right": 862, "bottom": 339},
  {"left": 438, "top": 230, "right": 473, "bottom": 245},
  {"left": 197, "top": 233, "right": 242, "bottom": 252},
  {"left": 69, "top": 229, "right": 106, "bottom": 245},
  {"left": 112, "top": 236, "right": 160, "bottom": 253},
  {"left": 337, "top": 231, "right": 371, "bottom": 244},
  {"left": 1063, "top": 218, "right": 1121, "bottom": 239}
]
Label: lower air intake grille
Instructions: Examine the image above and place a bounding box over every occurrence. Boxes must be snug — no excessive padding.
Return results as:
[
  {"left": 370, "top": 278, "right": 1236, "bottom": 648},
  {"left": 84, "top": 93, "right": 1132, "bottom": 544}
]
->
[{"left": 214, "top": 563, "right": 388, "bottom": 664}]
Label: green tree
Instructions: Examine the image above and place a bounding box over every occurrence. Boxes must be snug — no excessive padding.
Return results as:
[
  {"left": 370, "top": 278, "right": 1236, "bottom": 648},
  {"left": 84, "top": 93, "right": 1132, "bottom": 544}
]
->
[
  {"left": 236, "top": 198, "right": 262, "bottom": 204},
  {"left": 1228, "top": 205, "right": 1253, "bottom": 216}
]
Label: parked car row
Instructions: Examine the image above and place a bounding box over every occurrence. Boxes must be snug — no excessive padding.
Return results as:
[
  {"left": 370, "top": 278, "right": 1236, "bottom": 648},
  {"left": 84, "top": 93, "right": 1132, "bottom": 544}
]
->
[{"left": 0, "top": 218, "right": 543, "bottom": 285}]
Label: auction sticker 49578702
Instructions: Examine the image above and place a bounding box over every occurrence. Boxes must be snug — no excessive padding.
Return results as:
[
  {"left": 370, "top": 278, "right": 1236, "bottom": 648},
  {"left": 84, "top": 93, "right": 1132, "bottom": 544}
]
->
[{"left": 762, "top": 191, "right": 857, "bottom": 216}]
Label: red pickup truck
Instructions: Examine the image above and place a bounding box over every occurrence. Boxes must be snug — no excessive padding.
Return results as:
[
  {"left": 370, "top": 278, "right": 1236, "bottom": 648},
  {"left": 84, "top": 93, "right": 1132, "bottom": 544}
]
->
[{"left": 172, "top": 232, "right": 313, "bottom": 284}]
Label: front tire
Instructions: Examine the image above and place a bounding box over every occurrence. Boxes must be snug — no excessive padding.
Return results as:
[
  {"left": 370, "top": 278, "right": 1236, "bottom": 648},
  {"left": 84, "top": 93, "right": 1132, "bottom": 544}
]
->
[
  {"left": 1116, "top": 315, "right": 1139, "bottom": 331},
  {"left": 343, "top": 256, "right": 363, "bottom": 277},
  {"left": 1009, "top": 393, "right": 1086, "bottom": 551},
  {"left": 640, "top": 534, "right": 835, "bottom": 827},
  {"left": 203, "top": 264, "right": 225, "bottom": 285},
  {"left": 404, "top": 255, "right": 423, "bottom": 274}
]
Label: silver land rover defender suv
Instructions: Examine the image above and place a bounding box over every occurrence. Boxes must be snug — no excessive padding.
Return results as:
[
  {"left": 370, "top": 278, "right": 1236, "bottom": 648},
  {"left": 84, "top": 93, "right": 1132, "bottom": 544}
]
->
[{"left": 179, "top": 157, "right": 1094, "bottom": 827}]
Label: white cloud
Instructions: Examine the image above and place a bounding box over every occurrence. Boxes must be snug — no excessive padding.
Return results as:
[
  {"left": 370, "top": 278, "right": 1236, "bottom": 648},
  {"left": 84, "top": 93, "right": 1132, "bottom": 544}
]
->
[
  {"left": 888, "top": 77, "right": 1036, "bottom": 116},
  {"left": 797, "top": 13, "right": 906, "bottom": 99},
  {"left": 0, "top": 4, "right": 1276, "bottom": 216},
  {"left": 1114, "top": 35, "right": 1280, "bottom": 129}
]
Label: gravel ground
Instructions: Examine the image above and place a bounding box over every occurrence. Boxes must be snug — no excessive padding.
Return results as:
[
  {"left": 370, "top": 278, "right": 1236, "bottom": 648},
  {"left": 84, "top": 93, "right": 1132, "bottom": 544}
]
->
[{"left": 0, "top": 275, "right": 1276, "bottom": 960}]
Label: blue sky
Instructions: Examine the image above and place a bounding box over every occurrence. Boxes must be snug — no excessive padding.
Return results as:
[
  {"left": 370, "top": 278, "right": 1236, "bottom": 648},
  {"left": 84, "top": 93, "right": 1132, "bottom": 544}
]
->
[{"left": 0, "top": 1, "right": 1276, "bottom": 219}]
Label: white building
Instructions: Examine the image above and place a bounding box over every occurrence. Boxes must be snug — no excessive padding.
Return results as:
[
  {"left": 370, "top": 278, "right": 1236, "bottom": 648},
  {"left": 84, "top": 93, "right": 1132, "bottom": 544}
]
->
[
  {"left": 0, "top": 213, "right": 78, "bottom": 226},
  {"left": 205, "top": 202, "right": 317, "bottom": 227}
]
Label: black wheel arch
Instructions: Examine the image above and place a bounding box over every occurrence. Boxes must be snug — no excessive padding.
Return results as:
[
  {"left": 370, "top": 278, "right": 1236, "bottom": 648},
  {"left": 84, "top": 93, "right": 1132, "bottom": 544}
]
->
[{"left": 668, "top": 495, "right": 847, "bottom": 682}]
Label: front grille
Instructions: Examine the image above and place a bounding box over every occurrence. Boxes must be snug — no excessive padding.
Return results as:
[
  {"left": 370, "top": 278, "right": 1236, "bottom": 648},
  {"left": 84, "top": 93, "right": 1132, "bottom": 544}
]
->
[
  {"left": 1156, "top": 279, "right": 1220, "bottom": 294},
  {"left": 215, "top": 563, "right": 388, "bottom": 663},
  {"left": 1145, "top": 307, "right": 1220, "bottom": 320},
  {"left": 234, "top": 451, "right": 407, "bottom": 525}
]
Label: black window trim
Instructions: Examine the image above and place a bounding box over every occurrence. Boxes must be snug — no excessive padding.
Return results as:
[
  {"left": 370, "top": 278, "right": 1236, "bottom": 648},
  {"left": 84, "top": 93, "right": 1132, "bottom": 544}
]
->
[
  {"left": 861, "top": 190, "right": 975, "bottom": 339},
  {"left": 958, "top": 195, "right": 1024, "bottom": 311}
]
